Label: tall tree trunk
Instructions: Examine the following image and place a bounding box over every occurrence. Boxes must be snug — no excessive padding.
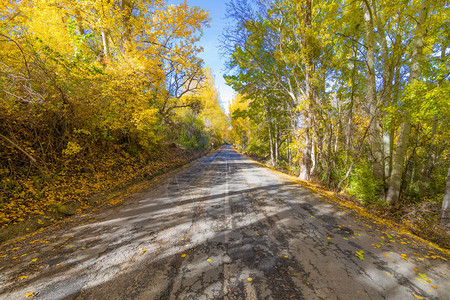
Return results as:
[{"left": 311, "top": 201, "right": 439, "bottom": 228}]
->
[
  {"left": 346, "top": 48, "right": 357, "bottom": 152},
  {"left": 440, "top": 167, "right": 450, "bottom": 227},
  {"left": 299, "top": 113, "right": 312, "bottom": 180},
  {"left": 378, "top": 16, "right": 394, "bottom": 187},
  {"left": 274, "top": 118, "right": 278, "bottom": 166},
  {"left": 268, "top": 115, "right": 275, "bottom": 167},
  {"left": 299, "top": 0, "right": 313, "bottom": 181},
  {"left": 382, "top": 9, "right": 404, "bottom": 183},
  {"left": 386, "top": 0, "right": 429, "bottom": 205},
  {"left": 363, "top": 0, "right": 385, "bottom": 196}
]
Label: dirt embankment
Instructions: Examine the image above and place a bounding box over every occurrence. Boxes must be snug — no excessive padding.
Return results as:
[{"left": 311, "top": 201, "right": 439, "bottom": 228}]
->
[{"left": 0, "top": 144, "right": 207, "bottom": 245}]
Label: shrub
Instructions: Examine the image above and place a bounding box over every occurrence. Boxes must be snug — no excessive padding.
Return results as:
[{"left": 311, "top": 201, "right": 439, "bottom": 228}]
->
[{"left": 347, "top": 162, "right": 384, "bottom": 204}]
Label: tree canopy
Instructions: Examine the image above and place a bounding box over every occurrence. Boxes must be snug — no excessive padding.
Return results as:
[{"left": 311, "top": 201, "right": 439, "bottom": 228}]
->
[{"left": 225, "top": 0, "right": 449, "bottom": 230}]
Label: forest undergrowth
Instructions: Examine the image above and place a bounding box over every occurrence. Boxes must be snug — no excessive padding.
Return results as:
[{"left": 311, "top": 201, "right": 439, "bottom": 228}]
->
[{"left": 0, "top": 140, "right": 205, "bottom": 245}]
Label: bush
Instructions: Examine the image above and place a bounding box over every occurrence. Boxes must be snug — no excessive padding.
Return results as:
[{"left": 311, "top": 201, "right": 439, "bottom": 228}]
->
[{"left": 347, "top": 162, "right": 384, "bottom": 204}]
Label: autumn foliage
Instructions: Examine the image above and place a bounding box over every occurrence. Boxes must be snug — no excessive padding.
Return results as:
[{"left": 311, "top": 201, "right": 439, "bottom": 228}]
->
[
  {"left": 225, "top": 0, "right": 449, "bottom": 239},
  {"left": 0, "top": 0, "right": 228, "bottom": 238}
]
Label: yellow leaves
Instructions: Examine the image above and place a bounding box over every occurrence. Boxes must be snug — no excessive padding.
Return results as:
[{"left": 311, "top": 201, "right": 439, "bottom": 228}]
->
[
  {"left": 19, "top": 275, "right": 29, "bottom": 280},
  {"left": 25, "top": 292, "right": 34, "bottom": 297},
  {"left": 181, "top": 254, "right": 186, "bottom": 258},
  {"left": 384, "top": 254, "right": 390, "bottom": 257},
  {"left": 415, "top": 273, "right": 432, "bottom": 284},
  {"left": 247, "top": 277, "right": 253, "bottom": 281},
  {"left": 401, "top": 254, "right": 408, "bottom": 260},
  {"left": 207, "top": 258, "right": 212, "bottom": 262},
  {"left": 141, "top": 249, "right": 146, "bottom": 253},
  {"left": 413, "top": 294, "right": 424, "bottom": 299},
  {"left": 355, "top": 250, "right": 365, "bottom": 261},
  {"left": 132, "top": 108, "right": 159, "bottom": 131},
  {"left": 31, "top": 258, "right": 38, "bottom": 262}
]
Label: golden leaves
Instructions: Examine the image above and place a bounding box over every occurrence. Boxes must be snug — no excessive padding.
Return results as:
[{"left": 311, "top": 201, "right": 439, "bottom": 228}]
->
[
  {"left": 355, "top": 250, "right": 365, "bottom": 261},
  {"left": 415, "top": 273, "right": 432, "bottom": 284}
]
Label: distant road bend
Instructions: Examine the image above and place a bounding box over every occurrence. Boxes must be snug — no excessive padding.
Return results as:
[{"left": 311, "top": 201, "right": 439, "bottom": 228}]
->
[{"left": 0, "top": 145, "right": 448, "bottom": 299}]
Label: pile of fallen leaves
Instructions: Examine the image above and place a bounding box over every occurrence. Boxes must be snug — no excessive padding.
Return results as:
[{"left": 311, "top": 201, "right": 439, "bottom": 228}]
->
[{"left": 0, "top": 143, "right": 201, "bottom": 243}]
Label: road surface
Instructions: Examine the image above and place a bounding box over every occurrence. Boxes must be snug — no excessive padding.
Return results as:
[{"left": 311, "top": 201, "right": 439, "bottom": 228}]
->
[{"left": 0, "top": 146, "right": 448, "bottom": 299}]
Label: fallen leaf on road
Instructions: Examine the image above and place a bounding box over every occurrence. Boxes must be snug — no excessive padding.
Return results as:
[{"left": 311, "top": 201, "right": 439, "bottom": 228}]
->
[
  {"left": 413, "top": 294, "right": 424, "bottom": 299},
  {"left": 384, "top": 254, "right": 390, "bottom": 257},
  {"left": 247, "top": 277, "right": 252, "bottom": 281},
  {"left": 25, "top": 292, "right": 34, "bottom": 297},
  {"left": 31, "top": 258, "right": 38, "bottom": 262},
  {"left": 141, "top": 249, "right": 146, "bottom": 253},
  {"left": 181, "top": 254, "right": 186, "bottom": 258},
  {"left": 416, "top": 273, "right": 431, "bottom": 284},
  {"left": 355, "top": 250, "right": 365, "bottom": 261},
  {"left": 431, "top": 286, "right": 437, "bottom": 289},
  {"left": 19, "top": 276, "right": 29, "bottom": 280},
  {"left": 207, "top": 258, "right": 212, "bottom": 262}
]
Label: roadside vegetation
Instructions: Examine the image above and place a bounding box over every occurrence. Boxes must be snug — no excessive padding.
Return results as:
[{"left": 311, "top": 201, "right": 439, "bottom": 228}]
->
[
  {"left": 0, "top": 0, "right": 228, "bottom": 242},
  {"left": 224, "top": 0, "right": 449, "bottom": 246}
]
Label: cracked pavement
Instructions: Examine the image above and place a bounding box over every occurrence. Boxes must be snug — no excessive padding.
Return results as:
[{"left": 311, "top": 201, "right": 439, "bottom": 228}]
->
[{"left": 0, "top": 145, "right": 449, "bottom": 299}]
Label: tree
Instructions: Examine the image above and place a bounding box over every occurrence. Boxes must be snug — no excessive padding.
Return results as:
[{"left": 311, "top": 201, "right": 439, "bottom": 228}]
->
[{"left": 386, "top": 0, "right": 430, "bottom": 205}]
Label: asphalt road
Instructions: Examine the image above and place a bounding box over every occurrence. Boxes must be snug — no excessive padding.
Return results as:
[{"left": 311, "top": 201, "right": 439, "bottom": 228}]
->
[{"left": 0, "top": 145, "right": 448, "bottom": 299}]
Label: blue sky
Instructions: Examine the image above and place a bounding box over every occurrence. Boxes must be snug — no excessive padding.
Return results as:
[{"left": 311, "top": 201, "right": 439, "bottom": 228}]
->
[{"left": 167, "top": 0, "right": 235, "bottom": 113}]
